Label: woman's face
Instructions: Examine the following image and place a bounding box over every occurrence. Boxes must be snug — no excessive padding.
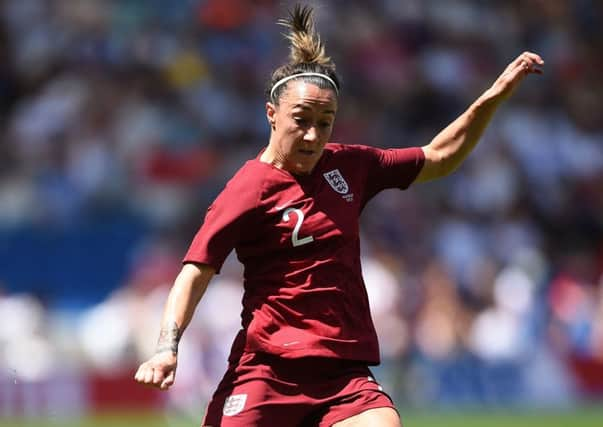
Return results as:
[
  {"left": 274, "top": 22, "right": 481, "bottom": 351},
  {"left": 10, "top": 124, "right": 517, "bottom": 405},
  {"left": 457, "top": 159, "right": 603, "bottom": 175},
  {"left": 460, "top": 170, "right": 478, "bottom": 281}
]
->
[{"left": 266, "top": 80, "right": 337, "bottom": 174}]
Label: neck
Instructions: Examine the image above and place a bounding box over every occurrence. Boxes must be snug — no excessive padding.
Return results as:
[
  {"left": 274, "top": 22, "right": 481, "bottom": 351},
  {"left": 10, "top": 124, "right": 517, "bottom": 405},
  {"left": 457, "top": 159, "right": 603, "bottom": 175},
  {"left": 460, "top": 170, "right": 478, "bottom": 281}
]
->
[
  {"left": 259, "top": 143, "right": 285, "bottom": 169},
  {"left": 260, "top": 143, "right": 312, "bottom": 175}
]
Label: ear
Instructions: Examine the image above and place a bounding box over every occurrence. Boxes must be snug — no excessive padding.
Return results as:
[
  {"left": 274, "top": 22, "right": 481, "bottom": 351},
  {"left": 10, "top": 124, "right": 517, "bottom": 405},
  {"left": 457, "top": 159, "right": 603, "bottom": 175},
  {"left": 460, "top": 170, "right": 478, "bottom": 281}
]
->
[{"left": 266, "top": 102, "right": 277, "bottom": 130}]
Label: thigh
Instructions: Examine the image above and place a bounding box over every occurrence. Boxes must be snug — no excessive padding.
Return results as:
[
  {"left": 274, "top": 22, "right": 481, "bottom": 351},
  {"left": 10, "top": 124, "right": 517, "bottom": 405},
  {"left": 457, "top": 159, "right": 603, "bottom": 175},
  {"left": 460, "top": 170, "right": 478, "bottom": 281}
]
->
[
  {"left": 316, "top": 371, "right": 399, "bottom": 427},
  {"left": 331, "top": 407, "right": 401, "bottom": 427}
]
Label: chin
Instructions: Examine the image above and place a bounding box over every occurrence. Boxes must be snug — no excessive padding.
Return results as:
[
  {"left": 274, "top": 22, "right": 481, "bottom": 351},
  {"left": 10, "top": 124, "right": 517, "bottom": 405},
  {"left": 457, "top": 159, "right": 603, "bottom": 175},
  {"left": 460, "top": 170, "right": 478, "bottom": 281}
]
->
[
  {"left": 293, "top": 161, "right": 316, "bottom": 175},
  {"left": 293, "top": 166, "right": 311, "bottom": 175}
]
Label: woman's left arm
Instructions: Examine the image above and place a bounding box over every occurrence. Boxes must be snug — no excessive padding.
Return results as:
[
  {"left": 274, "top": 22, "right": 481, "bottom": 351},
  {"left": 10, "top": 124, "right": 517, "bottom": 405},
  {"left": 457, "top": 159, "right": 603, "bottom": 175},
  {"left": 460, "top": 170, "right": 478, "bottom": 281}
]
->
[{"left": 416, "top": 51, "right": 544, "bottom": 182}]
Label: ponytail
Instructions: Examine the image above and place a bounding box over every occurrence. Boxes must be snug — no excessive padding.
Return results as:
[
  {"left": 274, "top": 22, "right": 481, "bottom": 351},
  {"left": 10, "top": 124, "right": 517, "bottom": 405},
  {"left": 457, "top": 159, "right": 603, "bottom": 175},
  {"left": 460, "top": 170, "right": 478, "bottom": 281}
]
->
[
  {"left": 280, "top": 4, "right": 331, "bottom": 66},
  {"left": 267, "top": 4, "right": 340, "bottom": 103}
]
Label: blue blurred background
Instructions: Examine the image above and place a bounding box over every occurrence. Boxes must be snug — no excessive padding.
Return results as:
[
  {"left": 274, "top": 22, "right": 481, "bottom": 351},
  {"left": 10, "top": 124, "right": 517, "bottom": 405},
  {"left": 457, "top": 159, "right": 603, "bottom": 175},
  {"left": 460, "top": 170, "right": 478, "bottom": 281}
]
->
[{"left": 1, "top": 0, "right": 602, "bottom": 421}]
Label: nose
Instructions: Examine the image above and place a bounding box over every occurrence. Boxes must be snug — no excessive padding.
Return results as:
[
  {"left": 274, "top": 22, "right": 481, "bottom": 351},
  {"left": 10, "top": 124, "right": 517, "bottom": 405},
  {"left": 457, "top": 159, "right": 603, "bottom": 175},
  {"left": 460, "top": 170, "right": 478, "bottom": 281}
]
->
[{"left": 303, "top": 126, "right": 319, "bottom": 144}]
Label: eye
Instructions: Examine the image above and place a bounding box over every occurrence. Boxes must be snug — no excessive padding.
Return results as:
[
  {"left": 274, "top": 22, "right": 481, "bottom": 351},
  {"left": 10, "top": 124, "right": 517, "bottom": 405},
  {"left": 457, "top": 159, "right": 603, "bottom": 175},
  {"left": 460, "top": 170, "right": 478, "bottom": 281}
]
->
[
  {"left": 319, "top": 121, "right": 332, "bottom": 129},
  {"left": 294, "top": 117, "right": 309, "bottom": 126}
]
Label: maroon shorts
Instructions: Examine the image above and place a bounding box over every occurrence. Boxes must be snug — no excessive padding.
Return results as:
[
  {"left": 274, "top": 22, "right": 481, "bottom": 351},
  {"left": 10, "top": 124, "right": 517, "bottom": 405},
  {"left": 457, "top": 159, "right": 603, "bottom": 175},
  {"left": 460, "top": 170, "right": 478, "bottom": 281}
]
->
[{"left": 201, "top": 352, "right": 396, "bottom": 427}]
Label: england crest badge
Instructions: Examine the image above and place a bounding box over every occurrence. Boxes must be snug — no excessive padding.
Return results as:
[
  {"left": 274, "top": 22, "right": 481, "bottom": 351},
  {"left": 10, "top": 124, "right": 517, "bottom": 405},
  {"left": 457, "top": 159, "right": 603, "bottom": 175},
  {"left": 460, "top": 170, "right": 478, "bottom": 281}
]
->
[
  {"left": 223, "top": 394, "right": 247, "bottom": 416},
  {"left": 323, "top": 169, "right": 349, "bottom": 194}
]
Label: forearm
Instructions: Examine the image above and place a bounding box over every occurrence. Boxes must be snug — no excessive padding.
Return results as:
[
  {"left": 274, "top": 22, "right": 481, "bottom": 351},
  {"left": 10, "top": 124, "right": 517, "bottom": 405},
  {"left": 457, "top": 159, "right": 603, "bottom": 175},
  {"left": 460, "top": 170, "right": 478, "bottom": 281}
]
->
[
  {"left": 423, "top": 91, "right": 503, "bottom": 178},
  {"left": 416, "top": 52, "right": 543, "bottom": 182},
  {"left": 155, "top": 263, "right": 214, "bottom": 355}
]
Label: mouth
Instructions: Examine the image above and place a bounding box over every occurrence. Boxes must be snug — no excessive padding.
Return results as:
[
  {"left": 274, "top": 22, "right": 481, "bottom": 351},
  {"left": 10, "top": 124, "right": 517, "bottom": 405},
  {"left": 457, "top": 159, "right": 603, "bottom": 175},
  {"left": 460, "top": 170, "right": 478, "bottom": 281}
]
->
[{"left": 298, "top": 149, "right": 315, "bottom": 156}]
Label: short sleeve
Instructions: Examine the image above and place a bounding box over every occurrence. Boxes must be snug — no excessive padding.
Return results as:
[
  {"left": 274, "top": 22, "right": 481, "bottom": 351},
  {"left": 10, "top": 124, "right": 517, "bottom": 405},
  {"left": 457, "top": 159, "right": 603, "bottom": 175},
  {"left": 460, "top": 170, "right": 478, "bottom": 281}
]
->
[
  {"left": 183, "top": 173, "right": 259, "bottom": 273},
  {"left": 360, "top": 145, "right": 425, "bottom": 202}
]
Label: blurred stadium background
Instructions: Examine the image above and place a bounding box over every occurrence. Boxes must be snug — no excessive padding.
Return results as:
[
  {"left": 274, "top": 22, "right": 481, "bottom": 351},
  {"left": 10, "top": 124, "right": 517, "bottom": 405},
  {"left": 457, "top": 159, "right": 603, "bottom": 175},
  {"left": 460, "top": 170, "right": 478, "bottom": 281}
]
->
[{"left": 1, "top": 0, "right": 602, "bottom": 426}]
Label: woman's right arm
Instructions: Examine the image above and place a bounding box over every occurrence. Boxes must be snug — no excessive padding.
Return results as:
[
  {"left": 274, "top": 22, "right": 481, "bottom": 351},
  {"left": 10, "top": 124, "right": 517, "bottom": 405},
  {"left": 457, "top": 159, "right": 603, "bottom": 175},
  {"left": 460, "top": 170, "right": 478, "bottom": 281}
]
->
[{"left": 134, "top": 262, "right": 215, "bottom": 390}]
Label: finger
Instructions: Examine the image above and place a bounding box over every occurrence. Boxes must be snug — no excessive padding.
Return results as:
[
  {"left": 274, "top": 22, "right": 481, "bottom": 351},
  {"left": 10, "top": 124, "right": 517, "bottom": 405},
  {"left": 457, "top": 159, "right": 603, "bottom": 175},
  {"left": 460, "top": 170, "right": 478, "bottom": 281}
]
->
[
  {"left": 512, "top": 52, "right": 543, "bottom": 72},
  {"left": 505, "top": 58, "right": 530, "bottom": 77},
  {"left": 143, "top": 367, "right": 155, "bottom": 384},
  {"left": 518, "top": 53, "right": 545, "bottom": 74},
  {"left": 516, "top": 58, "right": 542, "bottom": 76},
  {"left": 135, "top": 364, "right": 149, "bottom": 383},
  {"left": 512, "top": 53, "right": 529, "bottom": 68},
  {"left": 522, "top": 51, "right": 544, "bottom": 65},
  {"left": 160, "top": 370, "right": 176, "bottom": 390},
  {"left": 153, "top": 367, "right": 165, "bottom": 385},
  {"left": 505, "top": 61, "right": 529, "bottom": 80},
  {"left": 522, "top": 60, "right": 544, "bottom": 75}
]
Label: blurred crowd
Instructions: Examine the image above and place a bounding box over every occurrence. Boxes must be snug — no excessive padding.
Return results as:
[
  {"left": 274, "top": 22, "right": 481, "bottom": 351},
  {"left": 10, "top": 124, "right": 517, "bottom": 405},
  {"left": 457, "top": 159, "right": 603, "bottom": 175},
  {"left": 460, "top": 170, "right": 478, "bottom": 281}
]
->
[{"left": 1, "top": 0, "right": 603, "bottom": 417}]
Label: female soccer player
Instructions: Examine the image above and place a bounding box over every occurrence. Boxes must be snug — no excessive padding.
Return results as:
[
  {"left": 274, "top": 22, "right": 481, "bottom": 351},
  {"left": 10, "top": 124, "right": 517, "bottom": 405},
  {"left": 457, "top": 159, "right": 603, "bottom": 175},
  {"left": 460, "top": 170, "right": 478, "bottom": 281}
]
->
[{"left": 135, "top": 4, "right": 543, "bottom": 426}]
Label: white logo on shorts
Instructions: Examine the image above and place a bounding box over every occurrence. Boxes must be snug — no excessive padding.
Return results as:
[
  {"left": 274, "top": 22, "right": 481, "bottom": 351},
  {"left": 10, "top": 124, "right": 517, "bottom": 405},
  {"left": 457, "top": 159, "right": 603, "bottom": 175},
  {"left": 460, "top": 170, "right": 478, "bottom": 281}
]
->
[{"left": 223, "top": 394, "right": 247, "bottom": 416}]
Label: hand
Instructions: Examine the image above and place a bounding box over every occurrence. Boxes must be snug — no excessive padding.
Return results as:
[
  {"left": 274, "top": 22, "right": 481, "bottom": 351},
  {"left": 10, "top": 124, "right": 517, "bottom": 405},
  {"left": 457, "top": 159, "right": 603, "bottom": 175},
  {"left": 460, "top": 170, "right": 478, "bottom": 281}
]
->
[
  {"left": 134, "top": 351, "right": 178, "bottom": 390},
  {"left": 484, "top": 51, "right": 544, "bottom": 102}
]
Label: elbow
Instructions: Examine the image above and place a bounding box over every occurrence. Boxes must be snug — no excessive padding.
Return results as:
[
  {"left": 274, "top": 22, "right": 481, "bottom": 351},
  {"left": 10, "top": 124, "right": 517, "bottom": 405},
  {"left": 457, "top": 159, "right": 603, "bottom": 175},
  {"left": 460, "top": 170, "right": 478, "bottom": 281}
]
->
[
  {"left": 440, "top": 155, "right": 463, "bottom": 177},
  {"left": 435, "top": 152, "right": 454, "bottom": 177},
  {"left": 421, "top": 146, "right": 457, "bottom": 180}
]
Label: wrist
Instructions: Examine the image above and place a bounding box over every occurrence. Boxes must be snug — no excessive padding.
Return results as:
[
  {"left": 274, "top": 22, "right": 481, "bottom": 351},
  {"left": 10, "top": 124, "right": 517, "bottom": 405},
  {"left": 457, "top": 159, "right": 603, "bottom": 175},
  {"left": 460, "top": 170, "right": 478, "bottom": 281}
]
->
[
  {"left": 477, "top": 88, "right": 504, "bottom": 106},
  {"left": 155, "top": 342, "right": 179, "bottom": 356},
  {"left": 155, "top": 321, "right": 181, "bottom": 356}
]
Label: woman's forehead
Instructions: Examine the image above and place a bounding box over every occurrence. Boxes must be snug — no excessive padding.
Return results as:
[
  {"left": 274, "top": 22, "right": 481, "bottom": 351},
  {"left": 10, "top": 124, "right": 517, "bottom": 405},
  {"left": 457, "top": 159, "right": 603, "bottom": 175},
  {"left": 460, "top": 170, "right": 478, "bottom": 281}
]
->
[{"left": 280, "top": 81, "right": 338, "bottom": 112}]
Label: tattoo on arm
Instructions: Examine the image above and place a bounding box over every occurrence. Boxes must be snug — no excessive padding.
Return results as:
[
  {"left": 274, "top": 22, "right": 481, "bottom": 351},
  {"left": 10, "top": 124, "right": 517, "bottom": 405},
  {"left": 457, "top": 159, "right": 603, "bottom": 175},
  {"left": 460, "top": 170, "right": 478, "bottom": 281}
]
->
[{"left": 155, "top": 321, "right": 181, "bottom": 355}]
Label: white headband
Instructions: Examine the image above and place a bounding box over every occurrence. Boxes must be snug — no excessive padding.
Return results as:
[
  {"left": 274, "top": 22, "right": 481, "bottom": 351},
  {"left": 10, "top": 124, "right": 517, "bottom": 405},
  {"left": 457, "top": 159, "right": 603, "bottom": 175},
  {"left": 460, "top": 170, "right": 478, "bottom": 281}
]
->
[{"left": 270, "top": 72, "right": 339, "bottom": 100}]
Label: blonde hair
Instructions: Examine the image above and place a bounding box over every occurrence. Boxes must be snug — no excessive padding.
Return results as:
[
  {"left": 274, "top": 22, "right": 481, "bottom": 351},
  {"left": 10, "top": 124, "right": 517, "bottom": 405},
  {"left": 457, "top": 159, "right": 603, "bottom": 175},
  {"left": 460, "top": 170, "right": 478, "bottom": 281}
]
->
[
  {"left": 267, "top": 4, "right": 340, "bottom": 103},
  {"left": 279, "top": 4, "right": 331, "bottom": 66}
]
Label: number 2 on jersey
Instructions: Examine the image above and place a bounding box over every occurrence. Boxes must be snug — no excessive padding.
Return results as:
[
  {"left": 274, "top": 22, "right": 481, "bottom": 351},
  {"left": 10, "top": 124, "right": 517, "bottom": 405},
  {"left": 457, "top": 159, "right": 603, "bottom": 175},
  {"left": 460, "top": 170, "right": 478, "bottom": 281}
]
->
[{"left": 282, "top": 208, "right": 314, "bottom": 247}]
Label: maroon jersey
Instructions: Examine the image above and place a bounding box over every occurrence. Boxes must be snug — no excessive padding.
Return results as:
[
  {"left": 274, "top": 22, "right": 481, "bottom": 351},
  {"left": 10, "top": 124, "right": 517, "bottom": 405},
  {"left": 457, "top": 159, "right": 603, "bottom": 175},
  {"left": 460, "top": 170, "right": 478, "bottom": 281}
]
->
[{"left": 184, "top": 143, "right": 424, "bottom": 364}]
